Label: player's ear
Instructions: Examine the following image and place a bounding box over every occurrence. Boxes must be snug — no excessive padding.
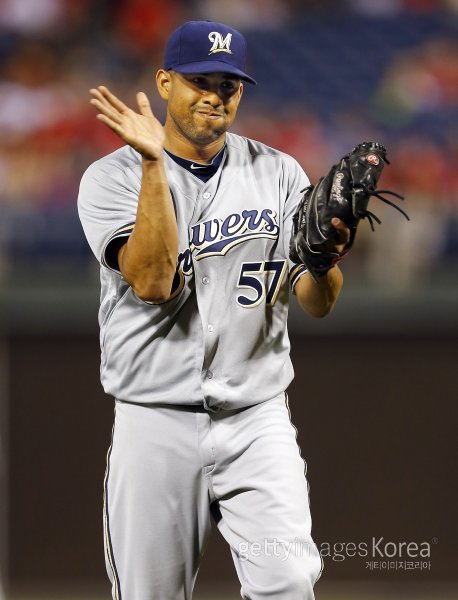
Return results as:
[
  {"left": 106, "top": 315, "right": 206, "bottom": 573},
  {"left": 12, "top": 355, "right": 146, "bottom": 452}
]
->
[{"left": 156, "top": 69, "right": 172, "bottom": 100}]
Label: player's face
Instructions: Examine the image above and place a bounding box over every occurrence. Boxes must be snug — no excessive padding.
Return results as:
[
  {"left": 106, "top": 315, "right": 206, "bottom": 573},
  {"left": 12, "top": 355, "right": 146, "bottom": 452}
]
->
[{"left": 158, "top": 71, "right": 243, "bottom": 145}]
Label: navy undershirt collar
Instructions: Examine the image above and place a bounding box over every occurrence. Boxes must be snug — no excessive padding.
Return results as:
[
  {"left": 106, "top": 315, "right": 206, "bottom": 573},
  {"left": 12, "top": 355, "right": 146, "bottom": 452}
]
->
[{"left": 164, "top": 145, "right": 226, "bottom": 182}]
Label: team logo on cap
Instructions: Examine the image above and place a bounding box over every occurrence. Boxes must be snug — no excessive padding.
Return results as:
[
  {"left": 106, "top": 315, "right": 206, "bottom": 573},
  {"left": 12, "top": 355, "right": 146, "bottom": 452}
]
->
[{"left": 208, "top": 32, "right": 233, "bottom": 55}]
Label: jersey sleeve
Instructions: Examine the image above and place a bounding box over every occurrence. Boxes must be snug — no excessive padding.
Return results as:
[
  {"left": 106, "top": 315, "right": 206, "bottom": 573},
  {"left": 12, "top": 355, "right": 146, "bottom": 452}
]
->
[
  {"left": 281, "top": 154, "right": 310, "bottom": 291},
  {"left": 77, "top": 155, "right": 140, "bottom": 273}
]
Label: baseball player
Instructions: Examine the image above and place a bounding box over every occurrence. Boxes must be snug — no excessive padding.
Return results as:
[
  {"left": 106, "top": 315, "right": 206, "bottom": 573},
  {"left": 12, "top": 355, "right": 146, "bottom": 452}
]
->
[{"left": 78, "top": 20, "right": 352, "bottom": 600}]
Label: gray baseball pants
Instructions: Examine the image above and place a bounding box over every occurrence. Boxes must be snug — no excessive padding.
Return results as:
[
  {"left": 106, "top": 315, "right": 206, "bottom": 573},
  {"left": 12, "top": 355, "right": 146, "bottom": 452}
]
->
[{"left": 104, "top": 393, "right": 322, "bottom": 599}]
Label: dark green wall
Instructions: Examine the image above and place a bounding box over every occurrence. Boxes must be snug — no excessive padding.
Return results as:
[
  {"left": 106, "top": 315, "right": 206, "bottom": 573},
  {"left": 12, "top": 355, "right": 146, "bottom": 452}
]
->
[{"left": 5, "top": 333, "right": 457, "bottom": 589}]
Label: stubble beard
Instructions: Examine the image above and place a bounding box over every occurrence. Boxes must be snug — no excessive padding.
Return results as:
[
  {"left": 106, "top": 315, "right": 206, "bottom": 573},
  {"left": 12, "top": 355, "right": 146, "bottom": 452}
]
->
[{"left": 171, "top": 110, "right": 228, "bottom": 146}]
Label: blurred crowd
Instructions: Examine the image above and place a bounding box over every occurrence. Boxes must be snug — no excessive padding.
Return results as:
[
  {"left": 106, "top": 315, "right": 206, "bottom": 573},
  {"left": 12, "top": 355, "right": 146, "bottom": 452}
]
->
[{"left": 0, "top": 0, "right": 457, "bottom": 290}]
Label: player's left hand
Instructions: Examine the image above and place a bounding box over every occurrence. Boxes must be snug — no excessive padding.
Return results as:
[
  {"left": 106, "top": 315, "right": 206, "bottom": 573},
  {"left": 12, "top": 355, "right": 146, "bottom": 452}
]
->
[
  {"left": 323, "top": 218, "right": 351, "bottom": 254},
  {"left": 289, "top": 142, "right": 408, "bottom": 282}
]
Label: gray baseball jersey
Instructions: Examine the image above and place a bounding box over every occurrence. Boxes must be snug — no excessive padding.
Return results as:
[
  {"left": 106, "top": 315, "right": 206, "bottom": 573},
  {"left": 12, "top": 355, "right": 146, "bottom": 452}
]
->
[
  {"left": 78, "top": 132, "right": 308, "bottom": 410},
  {"left": 79, "top": 131, "right": 323, "bottom": 600}
]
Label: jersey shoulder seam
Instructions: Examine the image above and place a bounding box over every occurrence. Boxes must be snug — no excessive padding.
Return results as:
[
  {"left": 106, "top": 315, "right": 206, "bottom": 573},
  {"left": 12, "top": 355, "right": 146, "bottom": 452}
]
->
[
  {"left": 226, "top": 133, "right": 297, "bottom": 163},
  {"left": 83, "top": 146, "right": 141, "bottom": 182}
]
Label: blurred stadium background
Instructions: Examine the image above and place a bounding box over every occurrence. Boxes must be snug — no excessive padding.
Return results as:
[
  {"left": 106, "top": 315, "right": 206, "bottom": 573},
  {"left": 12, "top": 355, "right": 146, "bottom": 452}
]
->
[{"left": 0, "top": 0, "right": 457, "bottom": 599}]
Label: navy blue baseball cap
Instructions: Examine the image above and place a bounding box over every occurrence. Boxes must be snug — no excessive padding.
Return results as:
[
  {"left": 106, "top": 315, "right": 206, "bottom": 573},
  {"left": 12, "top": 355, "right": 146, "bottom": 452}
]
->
[{"left": 163, "top": 20, "right": 257, "bottom": 85}]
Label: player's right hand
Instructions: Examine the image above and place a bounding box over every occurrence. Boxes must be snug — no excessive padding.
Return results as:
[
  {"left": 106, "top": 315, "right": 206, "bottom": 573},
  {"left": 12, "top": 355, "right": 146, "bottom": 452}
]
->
[{"left": 90, "top": 86, "right": 165, "bottom": 161}]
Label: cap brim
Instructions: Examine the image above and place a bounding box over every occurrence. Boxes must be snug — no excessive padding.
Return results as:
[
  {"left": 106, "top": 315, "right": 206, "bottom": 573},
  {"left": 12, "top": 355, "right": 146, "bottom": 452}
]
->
[{"left": 171, "top": 61, "right": 257, "bottom": 85}]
